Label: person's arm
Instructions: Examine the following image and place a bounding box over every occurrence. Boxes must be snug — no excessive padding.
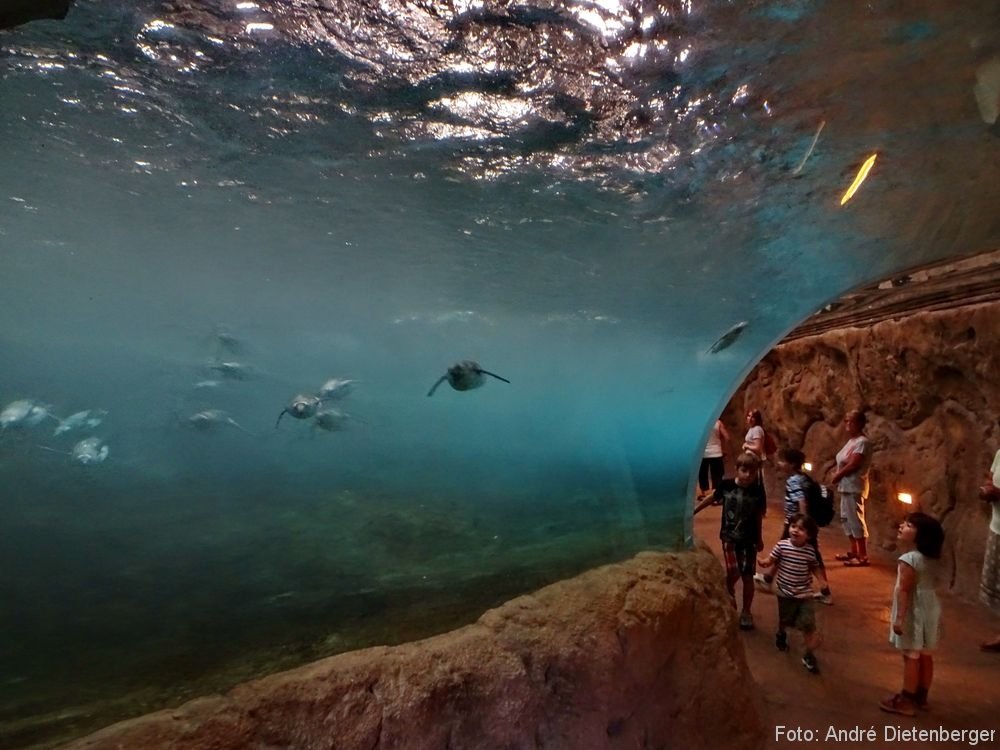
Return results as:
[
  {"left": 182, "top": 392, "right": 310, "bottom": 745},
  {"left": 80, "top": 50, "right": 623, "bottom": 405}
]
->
[
  {"left": 718, "top": 422, "right": 731, "bottom": 455},
  {"left": 693, "top": 494, "right": 714, "bottom": 515},
  {"left": 813, "top": 561, "right": 830, "bottom": 591},
  {"left": 743, "top": 433, "right": 763, "bottom": 455},
  {"left": 757, "top": 547, "right": 778, "bottom": 569},
  {"left": 790, "top": 476, "right": 808, "bottom": 515},
  {"left": 892, "top": 562, "right": 916, "bottom": 635},
  {"left": 829, "top": 452, "right": 863, "bottom": 485}
]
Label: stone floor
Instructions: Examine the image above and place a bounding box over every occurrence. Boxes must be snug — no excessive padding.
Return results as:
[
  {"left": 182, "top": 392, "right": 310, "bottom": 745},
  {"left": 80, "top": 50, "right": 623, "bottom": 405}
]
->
[{"left": 694, "top": 498, "right": 1000, "bottom": 749}]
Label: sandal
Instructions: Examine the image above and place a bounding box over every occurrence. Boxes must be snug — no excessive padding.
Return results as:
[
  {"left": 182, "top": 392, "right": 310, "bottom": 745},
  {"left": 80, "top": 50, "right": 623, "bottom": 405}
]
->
[
  {"left": 843, "top": 558, "right": 870, "bottom": 567},
  {"left": 834, "top": 552, "right": 856, "bottom": 561},
  {"left": 878, "top": 693, "right": 915, "bottom": 717}
]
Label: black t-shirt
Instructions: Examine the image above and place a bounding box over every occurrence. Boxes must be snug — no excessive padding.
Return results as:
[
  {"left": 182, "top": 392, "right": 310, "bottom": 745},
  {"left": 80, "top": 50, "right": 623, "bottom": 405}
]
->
[{"left": 714, "top": 478, "right": 766, "bottom": 544}]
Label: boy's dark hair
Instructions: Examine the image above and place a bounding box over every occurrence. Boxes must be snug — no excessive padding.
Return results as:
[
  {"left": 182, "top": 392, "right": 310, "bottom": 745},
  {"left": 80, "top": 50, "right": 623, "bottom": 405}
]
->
[
  {"left": 778, "top": 447, "right": 805, "bottom": 468},
  {"left": 787, "top": 512, "right": 818, "bottom": 540},
  {"left": 736, "top": 451, "right": 761, "bottom": 469},
  {"left": 906, "top": 512, "right": 945, "bottom": 559}
]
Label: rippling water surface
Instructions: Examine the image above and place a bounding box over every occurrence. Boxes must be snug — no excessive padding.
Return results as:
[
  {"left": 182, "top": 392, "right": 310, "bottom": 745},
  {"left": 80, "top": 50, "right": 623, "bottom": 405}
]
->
[{"left": 2, "top": 0, "right": 995, "bottom": 746}]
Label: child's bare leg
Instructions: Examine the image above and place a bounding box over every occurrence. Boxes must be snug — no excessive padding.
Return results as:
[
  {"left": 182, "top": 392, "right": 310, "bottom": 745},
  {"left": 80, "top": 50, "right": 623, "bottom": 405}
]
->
[
  {"left": 856, "top": 536, "right": 868, "bottom": 561},
  {"left": 902, "top": 654, "right": 920, "bottom": 694},
  {"left": 725, "top": 570, "right": 739, "bottom": 605},
  {"left": 915, "top": 654, "right": 933, "bottom": 707},
  {"left": 740, "top": 574, "right": 755, "bottom": 612},
  {"left": 803, "top": 628, "right": 822, "bottom": 652}
]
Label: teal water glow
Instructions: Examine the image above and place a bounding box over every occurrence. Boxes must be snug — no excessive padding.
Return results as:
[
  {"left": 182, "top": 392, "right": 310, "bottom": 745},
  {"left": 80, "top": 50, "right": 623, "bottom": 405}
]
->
[{"left": 1, "top": 1, "right": 997, "bottom": 746}]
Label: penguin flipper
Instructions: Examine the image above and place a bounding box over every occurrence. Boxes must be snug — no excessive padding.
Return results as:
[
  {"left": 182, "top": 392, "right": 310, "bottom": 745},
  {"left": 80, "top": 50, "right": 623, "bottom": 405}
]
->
[
  {"left": 477, "top": 369, "right": 511, "bottom": 384},
  {"left": 426, "top": 375, "right": 448, "bottom": 397},
  {"left": 275, "top": 410, "right": 287, "bottom": 429}
]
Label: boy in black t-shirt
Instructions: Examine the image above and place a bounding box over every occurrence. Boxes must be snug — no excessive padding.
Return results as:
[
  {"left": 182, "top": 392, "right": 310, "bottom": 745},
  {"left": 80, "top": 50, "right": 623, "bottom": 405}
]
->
[{"left": 695, "top": 451, "right": 767, "bottom": 630}]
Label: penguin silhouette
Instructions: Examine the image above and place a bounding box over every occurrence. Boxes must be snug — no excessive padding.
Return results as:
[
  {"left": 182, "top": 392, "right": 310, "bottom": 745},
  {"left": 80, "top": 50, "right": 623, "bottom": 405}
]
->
[{"left": 427, "top": 360, "right": 510, "bottom": 397}]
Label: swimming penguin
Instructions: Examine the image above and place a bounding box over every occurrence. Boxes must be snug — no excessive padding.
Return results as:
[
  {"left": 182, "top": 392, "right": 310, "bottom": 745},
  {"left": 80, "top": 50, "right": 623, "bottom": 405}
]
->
[
  {"left": 317, "top": 378, "right": 356, "bottom": 400},
  {"left": 1, "top": 399, "right": 58, "bottom": 429},
  {"left": 208, "top": 360, "right": 254, "bottom": 380},
  {"left": 54, "top": 409, "right": 106, "bottom": 436},
  {"left": 187, "top": 409, "right": 253, "bottom": 436},
  {"left": 426, "top": 360, "right": 511, "bottom": 397},
  {"left": 708, "top": 320, "right": 748, "bottom": 354},
  {"left": 71, "top": 437, "right": 109, "bottom": 466},
  {"left": 275, "top": 394, "right": 323, "bottom": 428},
  {"left": 312, "top": 408, "right": 351, "bottom": 433},
  {"left": 1, "top": 400, "right": 35, "bottom": 429}
]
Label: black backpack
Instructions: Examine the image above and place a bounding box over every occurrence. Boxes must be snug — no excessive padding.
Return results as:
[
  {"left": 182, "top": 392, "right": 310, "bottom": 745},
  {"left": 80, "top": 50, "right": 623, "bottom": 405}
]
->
[{"left": 805, "top": 476, "right": 835, "bottom": 527}]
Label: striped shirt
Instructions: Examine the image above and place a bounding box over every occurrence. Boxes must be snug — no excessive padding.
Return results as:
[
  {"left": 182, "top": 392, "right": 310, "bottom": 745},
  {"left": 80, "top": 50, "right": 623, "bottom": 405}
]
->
[
  {"left": 784, "top": 473, "right": 809, "bottom": 522},
  {"left": 770, "top": 539, "right": 820, "bottom": 598}
]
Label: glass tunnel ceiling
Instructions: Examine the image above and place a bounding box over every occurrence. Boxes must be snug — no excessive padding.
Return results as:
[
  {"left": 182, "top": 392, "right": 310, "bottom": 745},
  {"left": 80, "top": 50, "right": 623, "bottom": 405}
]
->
[{"left": 1, "top": 0, "right": 999, "bottom": 745}]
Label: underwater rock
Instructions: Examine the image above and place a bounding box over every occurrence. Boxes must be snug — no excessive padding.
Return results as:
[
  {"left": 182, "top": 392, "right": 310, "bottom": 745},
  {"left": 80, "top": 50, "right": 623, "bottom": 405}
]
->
[
  {"left": 60, "top": 547, "right": 764, "bottom": 750},
  {"left": 426, "top": 360, "right": 510, "bottom": 397}
]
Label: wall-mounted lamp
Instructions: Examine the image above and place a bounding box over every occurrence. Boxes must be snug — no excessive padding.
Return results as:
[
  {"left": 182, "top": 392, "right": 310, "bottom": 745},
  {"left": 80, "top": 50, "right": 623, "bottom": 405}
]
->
[
  {"left": 803, "top": 462, "right": 813, "bottom": 472},
  {"left": 897, "top": 492, "right": 913, "bottom": 505}
]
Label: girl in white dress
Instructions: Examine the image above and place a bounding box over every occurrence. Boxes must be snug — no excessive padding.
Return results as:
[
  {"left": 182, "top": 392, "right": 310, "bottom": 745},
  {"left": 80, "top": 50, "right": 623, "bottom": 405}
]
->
[{"left": 879, "top": 512, "right": 945, "bottom": 717}]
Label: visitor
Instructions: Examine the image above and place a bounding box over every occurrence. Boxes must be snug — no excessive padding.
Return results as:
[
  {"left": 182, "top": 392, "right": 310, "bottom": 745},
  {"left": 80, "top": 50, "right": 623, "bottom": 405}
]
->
[
  {"left": 979, "top": 441, "right": 1000, "bottom": 652},
  {"left": 879, "top": 512, "right": 945, "bottom": 716},
  {"left": 756, "top": 448, "right": 833, "bottom": 605},
  {"left": 694, "top": 451, "right": 767, "bottom": 631},
  {"left": 757, "top": 513, "right": 829, "bottom": 674},
  {"left": 698, "top": 416, "right": 730, "bottom": 501},
  {"left": 828, "top": 409, "right": 872, "bottom": 567},
  {"left": 741, "top": 409, "right": 769, "bottom": 507}
]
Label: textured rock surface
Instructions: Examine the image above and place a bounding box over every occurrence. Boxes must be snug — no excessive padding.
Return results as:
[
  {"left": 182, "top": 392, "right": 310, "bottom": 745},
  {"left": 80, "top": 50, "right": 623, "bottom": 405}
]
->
[
  {"left": 62, "top": 547, "right": 764, "bottom": 750},
  {"left": 727, "top": 301, "right": 1000, "bottom": 598}
]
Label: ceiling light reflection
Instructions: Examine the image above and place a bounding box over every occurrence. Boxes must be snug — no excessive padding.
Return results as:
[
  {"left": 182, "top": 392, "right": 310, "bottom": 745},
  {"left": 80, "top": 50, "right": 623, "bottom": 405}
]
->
[{"left": 840, "top": 153, "right": 877, "bottom": 205}]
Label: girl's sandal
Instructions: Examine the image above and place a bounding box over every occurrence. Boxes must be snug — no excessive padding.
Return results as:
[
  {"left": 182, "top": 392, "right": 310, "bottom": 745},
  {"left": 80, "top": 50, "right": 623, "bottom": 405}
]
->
[
  {"left": 842, "top": 558, "right": 870, "bottom": 567},
  {"left": 879, "top": 693, "right": 916, "bottom": 717},
  {"left": 833, "top": 552, "right": 856, "bottom": 561}
]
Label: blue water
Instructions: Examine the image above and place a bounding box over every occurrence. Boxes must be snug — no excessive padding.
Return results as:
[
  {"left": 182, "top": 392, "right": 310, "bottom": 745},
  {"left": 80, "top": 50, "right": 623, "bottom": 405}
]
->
[{"left": 0, "top": 0, "right": 990, "bottom": 746}]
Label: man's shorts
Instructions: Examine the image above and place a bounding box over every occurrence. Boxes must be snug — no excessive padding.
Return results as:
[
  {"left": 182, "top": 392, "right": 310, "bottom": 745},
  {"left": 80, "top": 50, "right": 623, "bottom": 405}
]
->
[{"left": 722, "top": 541, "right": 758, "bottom": 578}]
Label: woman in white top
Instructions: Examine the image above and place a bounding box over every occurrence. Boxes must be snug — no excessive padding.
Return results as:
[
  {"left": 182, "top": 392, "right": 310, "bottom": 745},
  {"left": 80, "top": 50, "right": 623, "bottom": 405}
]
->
[
  {"left": 698, "top": 418, "right": 730, "bottom": 499},
  {"left": 828, "top": 409, "right": 872, "bottom": 567},
  {"left": 741, "top": 409, "right": 767, "bottom": 505},
  {"left": 979, "top": 443, "right": 1000, "bottom": 652}
]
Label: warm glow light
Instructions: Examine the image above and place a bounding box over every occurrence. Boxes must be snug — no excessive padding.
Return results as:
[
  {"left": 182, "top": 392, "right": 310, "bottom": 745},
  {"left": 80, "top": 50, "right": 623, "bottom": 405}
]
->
[
  {"left": 897, "top": 492, "right": 913, "bottom": 505},
  {"left": 803, "top": 462, "right": 813, "bottom": 472},
  {"left": 840, "top": 153, "right": 877, "bottom": 205}
]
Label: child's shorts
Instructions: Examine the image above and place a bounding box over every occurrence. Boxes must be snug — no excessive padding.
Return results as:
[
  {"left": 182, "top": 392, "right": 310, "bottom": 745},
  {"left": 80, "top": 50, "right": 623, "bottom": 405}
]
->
[
  {"left": 778, "top": 595, "right": 817, "bottom": 633},
  {"left": 722, "top": 542, "right": 758, "bottom": 577}
]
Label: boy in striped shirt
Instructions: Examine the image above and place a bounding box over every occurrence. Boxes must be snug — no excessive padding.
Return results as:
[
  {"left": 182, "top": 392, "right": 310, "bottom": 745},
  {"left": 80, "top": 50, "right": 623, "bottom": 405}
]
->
[{"left": 757, "top": 513, "right": 830, "bottom": 673}]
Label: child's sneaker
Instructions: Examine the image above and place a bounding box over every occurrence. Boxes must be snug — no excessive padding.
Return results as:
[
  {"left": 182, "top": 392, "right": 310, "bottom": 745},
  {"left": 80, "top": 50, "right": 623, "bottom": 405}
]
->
[
  {"left": 775, "top": 632, "right": 788, "bottom": 651},
  {"left": 752, "top": 573, "right": 773, "bottom": 593},
  {"left": 801, "top": 652, "right": 819, "bottom": 673},
  {"left": 738, "top": 611, "right": 755, "bottom": 630},
  {"left": 814, "top": 589, "right": 833, "bottom": 605}
]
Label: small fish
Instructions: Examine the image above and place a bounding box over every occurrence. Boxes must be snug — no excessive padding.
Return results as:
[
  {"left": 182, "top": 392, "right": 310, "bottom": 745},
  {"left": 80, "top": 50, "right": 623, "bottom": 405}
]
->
[
  {"left": 193, "top": 379, "right": 223, "bottom": 390},
  {"left": 275, "top": 394, "right": 323, "bottom": 428},
  {"left": 317, "top": 378, "right": 356, "bottom": 400},
  {"left": 427, "top": 360, "right": 510, "bottom": 397},
  {"left": 72, "top": 437, "right": 109, "bottom": 466},
  {"left": 708, "top": 321, "right": 748, "bottom": 354}
]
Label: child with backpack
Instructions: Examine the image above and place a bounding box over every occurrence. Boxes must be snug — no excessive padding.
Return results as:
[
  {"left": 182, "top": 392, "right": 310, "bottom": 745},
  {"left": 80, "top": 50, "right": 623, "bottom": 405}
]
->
[{"left": 755, "top": 448, "right": 833, "bottom": 605}]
